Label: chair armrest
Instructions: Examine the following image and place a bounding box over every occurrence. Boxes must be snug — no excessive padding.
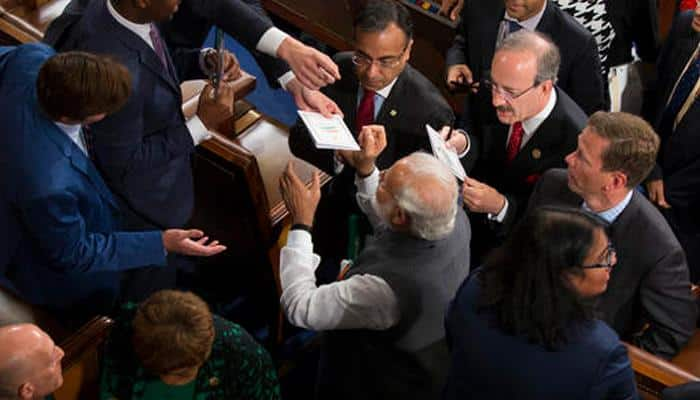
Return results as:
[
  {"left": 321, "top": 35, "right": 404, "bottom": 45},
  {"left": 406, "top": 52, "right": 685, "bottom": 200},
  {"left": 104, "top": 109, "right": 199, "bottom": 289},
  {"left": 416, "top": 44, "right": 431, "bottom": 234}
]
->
[
  {"left": 59, "top": 316, "right": 113, "bottom": 371},
  {"left": 623, "top": 341, "right": 700, "bottom": 399}
]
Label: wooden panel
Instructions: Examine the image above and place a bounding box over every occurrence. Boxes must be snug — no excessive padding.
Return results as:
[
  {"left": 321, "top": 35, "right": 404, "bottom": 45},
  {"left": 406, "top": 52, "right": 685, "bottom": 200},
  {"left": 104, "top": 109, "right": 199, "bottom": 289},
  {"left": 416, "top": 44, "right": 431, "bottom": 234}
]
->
[{"left": 0, "top": 0, "right": 69, "bottom": 43}]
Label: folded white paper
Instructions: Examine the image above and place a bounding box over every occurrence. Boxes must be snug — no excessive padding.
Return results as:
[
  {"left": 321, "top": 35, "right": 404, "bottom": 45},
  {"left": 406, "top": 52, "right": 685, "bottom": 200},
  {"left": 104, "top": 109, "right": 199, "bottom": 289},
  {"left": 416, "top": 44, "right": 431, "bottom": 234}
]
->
[
  {"left": 298, "top": 110, "right": 360, "bottom": 151},
  {"left": 426, "top": 124, "right": 467, "bottom": 181}
]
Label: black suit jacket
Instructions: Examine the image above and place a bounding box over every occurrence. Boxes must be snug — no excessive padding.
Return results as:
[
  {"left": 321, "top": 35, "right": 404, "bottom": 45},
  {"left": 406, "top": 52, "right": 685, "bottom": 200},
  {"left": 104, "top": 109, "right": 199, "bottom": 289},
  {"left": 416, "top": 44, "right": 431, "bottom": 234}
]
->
[
  {"left": 45, "top": 0, "right": 204, "bottom": 229},
  {"left": 446, "top": 0, "right": 605, "bottom": 128},
  {"left": 527, "top": 169, "right": 697, "bottom": 359},
  {"left": 159, "top": 0, "right": 291, "bottom": 87},
  {"left": 647, "top": 11, "right": 700, "bottom": 274},
  {"left": 475, "top": 87, "right": 586, "bottom": 229},
  {"left": 605, "top": 0, "right": 659, "bottom": 66},
  {"left": 289, "top": 52, "right": 454, "bottom": 176}
]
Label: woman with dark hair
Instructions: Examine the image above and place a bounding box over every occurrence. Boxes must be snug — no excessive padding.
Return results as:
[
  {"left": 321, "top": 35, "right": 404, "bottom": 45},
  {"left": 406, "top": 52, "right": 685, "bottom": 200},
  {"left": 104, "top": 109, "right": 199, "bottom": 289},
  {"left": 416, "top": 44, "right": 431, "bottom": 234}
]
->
[{"left": 443, "top": 208, "right": 638, "bottom": 400}]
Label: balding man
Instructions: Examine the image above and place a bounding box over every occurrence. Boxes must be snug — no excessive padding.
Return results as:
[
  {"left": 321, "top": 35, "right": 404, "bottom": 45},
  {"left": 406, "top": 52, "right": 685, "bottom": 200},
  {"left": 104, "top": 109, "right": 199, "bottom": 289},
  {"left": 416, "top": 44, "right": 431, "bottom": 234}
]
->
[
  {"left": 461, "top": 30, "right": 586, "bottom": 260},
  {"left": 279, "top": 126, "right": 471, "bottom": 399},
  {"left": 0, "top": 324, "right": 64, "bottom": 399}
]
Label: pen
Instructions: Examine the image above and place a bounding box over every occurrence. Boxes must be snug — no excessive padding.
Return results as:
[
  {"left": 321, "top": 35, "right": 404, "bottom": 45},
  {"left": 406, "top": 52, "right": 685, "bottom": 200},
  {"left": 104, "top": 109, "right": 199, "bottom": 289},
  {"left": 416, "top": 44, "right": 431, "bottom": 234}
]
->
[{"left": 446, "top": 116, "right": 455, "bottom": 141}]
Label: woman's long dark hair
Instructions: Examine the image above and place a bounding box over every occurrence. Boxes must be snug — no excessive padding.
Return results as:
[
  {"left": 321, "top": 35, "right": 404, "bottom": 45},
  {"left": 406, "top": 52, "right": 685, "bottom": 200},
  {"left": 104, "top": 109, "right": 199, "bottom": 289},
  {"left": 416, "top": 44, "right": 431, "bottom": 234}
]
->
[{"left": 478, "top": 207, "right": 609, "bottom": 349}]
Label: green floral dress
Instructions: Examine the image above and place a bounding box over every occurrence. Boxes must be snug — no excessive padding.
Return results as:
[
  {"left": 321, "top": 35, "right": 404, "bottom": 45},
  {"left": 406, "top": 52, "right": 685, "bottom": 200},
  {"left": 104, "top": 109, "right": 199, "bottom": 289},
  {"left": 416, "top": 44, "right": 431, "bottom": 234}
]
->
[{"left": 100, "top": 304, "right": 281, "bottom": 400}]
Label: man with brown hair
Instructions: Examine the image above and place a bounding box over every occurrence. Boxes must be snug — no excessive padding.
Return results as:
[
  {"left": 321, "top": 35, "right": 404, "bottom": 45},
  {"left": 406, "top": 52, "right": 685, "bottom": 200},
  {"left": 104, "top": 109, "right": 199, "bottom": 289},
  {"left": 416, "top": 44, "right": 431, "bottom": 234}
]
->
[
  {"left": 0, "top": 44, "right": 225, "bottom": 322},
  {"left": 100, "top": 290, "right": 280, "bottom": 399},
  {"left": 523, "top": 111, "right": 697, "bottom": 359}
]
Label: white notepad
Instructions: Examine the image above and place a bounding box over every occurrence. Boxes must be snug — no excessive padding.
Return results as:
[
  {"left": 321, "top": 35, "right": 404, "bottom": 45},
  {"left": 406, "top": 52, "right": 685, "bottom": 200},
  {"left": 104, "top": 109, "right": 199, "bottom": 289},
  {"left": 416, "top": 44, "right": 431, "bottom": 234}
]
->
[
  {"left": 298, "top": 110, "right": 360, "bottom": 151},
  {"left": 426, "top": 124, "right": 467, "bottom": 181}
]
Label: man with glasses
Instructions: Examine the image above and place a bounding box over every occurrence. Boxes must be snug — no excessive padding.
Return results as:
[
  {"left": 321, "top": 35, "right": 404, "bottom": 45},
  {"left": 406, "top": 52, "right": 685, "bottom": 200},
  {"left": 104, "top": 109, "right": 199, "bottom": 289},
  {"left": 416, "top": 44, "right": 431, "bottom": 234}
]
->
[
  {"left": 289, "top": 0, "right": 461, "bottom": 270},
  {"left": 446, "top": 0, "right": 605, "bottom": 133},
  {"left": 525, "top": 111, "right": 697, "bottom": 359},
  {"left": 461, "top": 30, "right": 586, "bottom": 261}
]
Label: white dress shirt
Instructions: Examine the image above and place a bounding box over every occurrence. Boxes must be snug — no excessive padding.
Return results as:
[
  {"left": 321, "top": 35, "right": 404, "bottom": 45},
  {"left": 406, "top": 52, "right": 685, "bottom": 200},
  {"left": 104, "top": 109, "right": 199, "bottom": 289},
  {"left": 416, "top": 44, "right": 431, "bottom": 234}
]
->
[
  {"left": 279, "top": 168, "right": 400, "bottom": 331},
  {"left": 55, "top": 121, "right": 87, "bottom": 155},
  {"left": 489, "top": 88, "right": 557, "bottom": 222}
]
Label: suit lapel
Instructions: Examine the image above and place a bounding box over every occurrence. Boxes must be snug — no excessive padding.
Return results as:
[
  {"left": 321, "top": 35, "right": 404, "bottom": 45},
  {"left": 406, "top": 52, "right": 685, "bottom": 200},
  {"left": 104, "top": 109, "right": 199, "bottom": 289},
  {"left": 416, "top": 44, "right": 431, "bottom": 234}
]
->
[
  {"left": 100, "top": 1, "right": 180, "bottom": 95},
  {"left": 43, "top": 123, "right": 119, "bottom": 210},
  {"left": 535, "top": 1, "right": 555, "bottom": 33},
  {"left": 664, "top": 34, "right": 700, "bottom": 104}
]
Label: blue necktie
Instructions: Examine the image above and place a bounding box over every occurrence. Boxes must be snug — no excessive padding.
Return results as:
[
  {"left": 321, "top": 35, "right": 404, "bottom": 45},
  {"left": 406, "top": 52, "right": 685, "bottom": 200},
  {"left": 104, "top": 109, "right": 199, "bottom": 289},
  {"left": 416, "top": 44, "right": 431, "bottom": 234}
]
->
[
  {"left": 660, "top": 53, "right": 700, "bottom": 134},
  {"left": 507, "top": 20, "right": 523, "bottom": 35}
]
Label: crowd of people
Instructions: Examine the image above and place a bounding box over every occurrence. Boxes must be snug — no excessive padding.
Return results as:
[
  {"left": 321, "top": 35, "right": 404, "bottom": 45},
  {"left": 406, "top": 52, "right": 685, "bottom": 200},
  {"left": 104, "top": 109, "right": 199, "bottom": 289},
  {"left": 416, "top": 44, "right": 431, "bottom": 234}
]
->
[{"left": 1, "top": 0, "right": 699, "bottom": 399}]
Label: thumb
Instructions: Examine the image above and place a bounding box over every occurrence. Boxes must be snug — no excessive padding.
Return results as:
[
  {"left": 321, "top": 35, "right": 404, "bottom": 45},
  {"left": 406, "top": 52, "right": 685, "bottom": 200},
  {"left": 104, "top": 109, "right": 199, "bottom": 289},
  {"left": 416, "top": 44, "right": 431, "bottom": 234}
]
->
[{"left": 186, "top": 229, "right": 204, "bottom": 239}]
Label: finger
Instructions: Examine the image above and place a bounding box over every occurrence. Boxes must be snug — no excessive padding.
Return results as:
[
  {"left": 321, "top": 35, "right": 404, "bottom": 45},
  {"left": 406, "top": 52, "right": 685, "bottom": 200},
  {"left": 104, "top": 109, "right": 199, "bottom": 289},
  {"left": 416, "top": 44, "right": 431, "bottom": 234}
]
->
[
  {"left": 326, "top": 99, "right": 343, "bottom": 116},
  {"left": 299, "top": 65, "right": 326, "bottom": 90},
  {"left": 648, "top": 188, "right": 657, "bottom": 203},
  {"left": 293, "top": 91, "right": 312, "bottom": 111},
  {"left": 186, "top": 229, "right": 204, "bottom": 239},
  {"left": 200, "top": 85, "right": 214, "bottom": 101},
  {"left": 311, "top": 171, "right": 321, "bottom": 193},
  {"left": 194, "top": 236, "right": 209, "bottom": 245},
  {"left": 286, "top": 162, "right": 304, "bottom": 187},
  {"left": 314, "top": 53, "right": 340, "bottom": 81},
  {"left": 439, "top": 126, "right": 451, "bottom": 140}
]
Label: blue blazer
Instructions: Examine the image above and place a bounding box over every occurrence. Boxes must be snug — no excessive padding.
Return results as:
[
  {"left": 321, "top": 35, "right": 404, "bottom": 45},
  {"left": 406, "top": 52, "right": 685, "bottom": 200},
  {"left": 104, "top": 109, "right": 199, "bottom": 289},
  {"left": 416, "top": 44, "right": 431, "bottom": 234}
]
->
[
  {"left": 443, "top": 275, "right": 639, "bottom": 400},
  {"left": 45, "top": 0, "right": 204, "bottom": 229},
  {"left": 0, "top": 44, "right": 166, "bottom": 318}
]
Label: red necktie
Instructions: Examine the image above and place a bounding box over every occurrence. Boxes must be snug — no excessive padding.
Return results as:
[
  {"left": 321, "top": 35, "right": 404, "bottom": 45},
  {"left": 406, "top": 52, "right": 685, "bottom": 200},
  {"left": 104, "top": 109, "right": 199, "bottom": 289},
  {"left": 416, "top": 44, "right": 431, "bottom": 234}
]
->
[
  {"left": 506, "top": 121, "right": 524, "bottom": 163},
  {"left": 355, "top": 89, "right": 376, "bottom": 132}
]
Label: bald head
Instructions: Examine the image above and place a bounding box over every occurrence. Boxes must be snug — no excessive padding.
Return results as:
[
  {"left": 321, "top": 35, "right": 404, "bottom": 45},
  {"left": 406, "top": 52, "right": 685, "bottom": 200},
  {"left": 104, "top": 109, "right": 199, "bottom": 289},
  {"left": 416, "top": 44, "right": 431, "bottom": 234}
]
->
[
  {"left": 380, "top": 152, "right": 458, "bottom": 240},
  {"left": 0, "top": 324, "right": 63, "bottom": 399}
]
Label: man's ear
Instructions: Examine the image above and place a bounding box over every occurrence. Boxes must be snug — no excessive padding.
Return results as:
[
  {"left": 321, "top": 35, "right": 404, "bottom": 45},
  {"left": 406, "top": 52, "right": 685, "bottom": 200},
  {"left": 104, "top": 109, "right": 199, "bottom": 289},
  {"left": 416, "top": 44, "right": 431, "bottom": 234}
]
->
[
  {"left": 609, "top": 171, "right": 628, "bottom": 191},
  {"left": 18, "top": 382, "right": 34, "bottom": 400},
  {"left": 404, "top": 38, "right": 414, "bottom": 60}
]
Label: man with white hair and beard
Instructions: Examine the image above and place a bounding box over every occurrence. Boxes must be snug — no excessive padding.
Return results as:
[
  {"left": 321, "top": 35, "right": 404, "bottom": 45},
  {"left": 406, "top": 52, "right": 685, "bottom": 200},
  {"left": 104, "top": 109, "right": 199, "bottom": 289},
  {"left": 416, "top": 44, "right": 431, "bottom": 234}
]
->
[{"left": 278, "top": 125, "right": 471, "bottom": 400}]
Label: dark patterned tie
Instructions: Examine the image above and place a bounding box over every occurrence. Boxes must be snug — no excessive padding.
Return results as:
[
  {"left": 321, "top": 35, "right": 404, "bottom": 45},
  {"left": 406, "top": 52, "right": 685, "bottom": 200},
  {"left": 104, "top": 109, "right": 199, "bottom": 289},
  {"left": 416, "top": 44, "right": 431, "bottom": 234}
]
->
[
  {"left": 149, "top": 24, "right": 170, "bottom": 72},
  {"left": 660, "top": 53, "right": 700, "bottom": 134},
  {"left": 355, "top": 89, "right": 376, "bottom": 133},
  {"left": 506, "top": 121, "right": 524, "bottom": 163},
  {"left": 507, "top": 20, "right": 522, "bottom": 34}
]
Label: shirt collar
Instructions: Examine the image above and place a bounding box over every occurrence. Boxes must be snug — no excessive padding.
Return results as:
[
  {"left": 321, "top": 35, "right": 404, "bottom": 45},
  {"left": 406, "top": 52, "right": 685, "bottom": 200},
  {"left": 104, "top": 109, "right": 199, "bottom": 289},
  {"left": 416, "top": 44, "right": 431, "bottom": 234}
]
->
[
  {"left": 360, "top": 76, "right": 399, "bottom": 99},
  {"left": 521, "top": 87, "right": 557, "bottom": 135},
  {"left": 106, "top": 0, "right": 153, "bottom": 46},
  {"left": 582, "top": 190, "right": 634, "bottom": 223},
  {"left": 503, "top": 3, "right": 547, "bottom": 31},
  {"left": 54, "top": 121, "right": 87, "bottom": 154}
]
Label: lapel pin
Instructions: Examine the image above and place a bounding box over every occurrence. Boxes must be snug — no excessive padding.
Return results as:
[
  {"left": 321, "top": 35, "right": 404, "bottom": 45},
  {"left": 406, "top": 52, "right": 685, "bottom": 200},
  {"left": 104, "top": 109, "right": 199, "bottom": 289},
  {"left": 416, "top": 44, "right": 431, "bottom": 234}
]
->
[
  {"left": 389, "top": 109, "right": 397, "bottom": 117},
  {"left": 209, "top": 377, "right": 220, "bottom": 387},
  {"left": 531, "top": 148, "right": 542, "bottom": 160}
]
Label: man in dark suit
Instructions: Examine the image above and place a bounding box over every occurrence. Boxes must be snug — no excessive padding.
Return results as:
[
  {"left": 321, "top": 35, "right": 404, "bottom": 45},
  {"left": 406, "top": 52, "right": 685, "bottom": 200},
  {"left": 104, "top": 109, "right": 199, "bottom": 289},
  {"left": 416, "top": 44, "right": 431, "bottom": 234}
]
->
[
  {"left": 461, "top": 30, "right": 586, "bottom": 259},
  {"left": 446, "top": 0, "right": 605, "bottom": 131},
  {"left": 528, "top": 111, "right": 697, "bottom": 359},
  {"left": 43, "top": 0, "right": 240, "bottom": 300},
  {"left": 43, "top": 0, "right": 342, "bottom": 115},
  {"left": 645, "top": 6, "right": 700, "bottom": 282},
  {"left": 0, "top": 44, "right": 225, "bottom": 321},
  {"left": 289, "top": 0, "right": 463, "bottom": 267}
]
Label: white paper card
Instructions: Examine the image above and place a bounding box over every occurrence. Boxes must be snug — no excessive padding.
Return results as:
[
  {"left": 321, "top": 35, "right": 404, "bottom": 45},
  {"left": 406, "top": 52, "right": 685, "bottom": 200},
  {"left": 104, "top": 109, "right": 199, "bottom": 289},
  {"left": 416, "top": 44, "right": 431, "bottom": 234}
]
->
[
  {"left": 298, "top": 110, "right": 360, "bottom": 151},
  {"left": 426, "top": 124, "right": 467, "bottom": 181}
]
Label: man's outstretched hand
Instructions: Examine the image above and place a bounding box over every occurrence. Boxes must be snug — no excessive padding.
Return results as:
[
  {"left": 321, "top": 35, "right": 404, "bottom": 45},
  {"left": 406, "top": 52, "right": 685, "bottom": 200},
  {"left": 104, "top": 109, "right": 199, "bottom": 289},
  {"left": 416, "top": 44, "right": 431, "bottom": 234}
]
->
[
  {"left": 279, "top": 162, "right": 321, "bottom": 227},
  {"left": 162, "top": 229, "right": 227, "bottom": 257}
]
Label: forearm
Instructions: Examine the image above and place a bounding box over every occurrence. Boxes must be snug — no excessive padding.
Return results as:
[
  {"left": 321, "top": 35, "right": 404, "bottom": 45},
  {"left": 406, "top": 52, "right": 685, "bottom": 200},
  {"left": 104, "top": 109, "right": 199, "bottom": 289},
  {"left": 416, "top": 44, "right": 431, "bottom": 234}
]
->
[{"left": 354, "top": 168, "right": 383, "bottom": 228}]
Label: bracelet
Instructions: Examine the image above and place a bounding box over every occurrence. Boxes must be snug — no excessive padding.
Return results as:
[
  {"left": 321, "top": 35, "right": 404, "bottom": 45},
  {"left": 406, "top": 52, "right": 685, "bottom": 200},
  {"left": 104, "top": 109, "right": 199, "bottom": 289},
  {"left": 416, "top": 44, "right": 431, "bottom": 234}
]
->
[{"left": 291, "top": 223, "right": 313, "bottom": 233}]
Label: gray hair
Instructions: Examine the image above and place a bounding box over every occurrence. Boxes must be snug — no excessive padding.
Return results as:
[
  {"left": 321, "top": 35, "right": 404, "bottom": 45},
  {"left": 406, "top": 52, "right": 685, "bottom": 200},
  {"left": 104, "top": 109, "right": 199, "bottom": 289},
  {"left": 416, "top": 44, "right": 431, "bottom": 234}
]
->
[
  {"left": 392, "top": 152, "right": 459, "bottom": 241},
  {"left": 497, "top": 30, "right": 560, "bottom": 84}
]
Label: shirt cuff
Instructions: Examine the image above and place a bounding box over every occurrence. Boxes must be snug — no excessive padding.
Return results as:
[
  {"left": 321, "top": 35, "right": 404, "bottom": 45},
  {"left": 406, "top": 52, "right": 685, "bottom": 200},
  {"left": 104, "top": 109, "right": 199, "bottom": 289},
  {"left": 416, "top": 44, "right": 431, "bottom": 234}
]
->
[
  {"left": 487, "top": 198, "right": 509, "bottom": 223},
  {"left": 187, "top": 115, "right": 212, "bottom": 145},
  {"left": 287, "top": 229, "right": 313, "bottom": 253},
  {"left": 333, "top": 152, "right": 345, "bottom": 175},
  {"left": 278, "top": 71, "right": 296, "bottom": 91},
  {"left": 354, "top": 167, "right": 380, "bottom": 196},
  {"left": 456, "top": 129, "right": 471, "bottom": 158},
  {"left": 199, "top": 47, "right": 214, "bottom": 75},
  {"left": 256, "top": 27, "right": 289, "bottom": 58}
]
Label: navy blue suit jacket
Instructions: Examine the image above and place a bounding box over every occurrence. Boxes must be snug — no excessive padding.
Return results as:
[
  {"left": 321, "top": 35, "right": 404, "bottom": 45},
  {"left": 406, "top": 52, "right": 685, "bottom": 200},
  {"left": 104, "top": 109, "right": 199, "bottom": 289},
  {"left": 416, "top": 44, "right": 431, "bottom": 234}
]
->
[
  {"left": 0, "top": 44, "right": 167, "bottom": 318},
  {"left": 45, "top": 0, "right": 204, "bottom": 229},
  {"left": 444, "top": 274, "right": 639, "bottom": 400}
]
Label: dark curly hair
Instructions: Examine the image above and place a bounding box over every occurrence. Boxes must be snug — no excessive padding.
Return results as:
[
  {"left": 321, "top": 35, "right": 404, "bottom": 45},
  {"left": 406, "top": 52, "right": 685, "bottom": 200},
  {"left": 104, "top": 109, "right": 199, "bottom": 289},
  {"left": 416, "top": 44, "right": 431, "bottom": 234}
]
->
[{"left": 478, "top": 207, "right": 609, "bottom": 349}]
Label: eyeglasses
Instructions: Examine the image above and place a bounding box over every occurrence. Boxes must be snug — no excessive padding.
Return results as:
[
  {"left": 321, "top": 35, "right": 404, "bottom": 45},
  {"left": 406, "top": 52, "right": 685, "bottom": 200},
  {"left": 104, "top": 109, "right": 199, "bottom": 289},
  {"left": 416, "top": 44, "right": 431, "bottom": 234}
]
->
[
  {"left": 482, "top": 78, "right": 541, "bottom": 102},
  {"left": 351, "top": 44, "right": 408, "bottom": 69},
  {"left": 580, "top": 242, "right": 616, "bottom": 270}
]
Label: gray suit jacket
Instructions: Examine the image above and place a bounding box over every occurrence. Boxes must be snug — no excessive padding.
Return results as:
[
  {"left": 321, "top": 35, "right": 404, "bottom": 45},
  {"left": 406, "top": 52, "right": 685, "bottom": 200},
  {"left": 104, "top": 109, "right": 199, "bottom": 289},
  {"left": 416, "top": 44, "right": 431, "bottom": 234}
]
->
[{"left": 526, "top": 169, "right": 697, "bottom": 359}]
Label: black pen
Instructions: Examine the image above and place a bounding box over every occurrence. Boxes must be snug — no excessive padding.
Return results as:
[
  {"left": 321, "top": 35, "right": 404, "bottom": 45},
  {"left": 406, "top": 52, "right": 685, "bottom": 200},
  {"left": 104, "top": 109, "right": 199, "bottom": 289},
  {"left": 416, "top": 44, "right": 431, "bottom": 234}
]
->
[{"left": 446, "top": 116, "right": 456, "bottom": 141}]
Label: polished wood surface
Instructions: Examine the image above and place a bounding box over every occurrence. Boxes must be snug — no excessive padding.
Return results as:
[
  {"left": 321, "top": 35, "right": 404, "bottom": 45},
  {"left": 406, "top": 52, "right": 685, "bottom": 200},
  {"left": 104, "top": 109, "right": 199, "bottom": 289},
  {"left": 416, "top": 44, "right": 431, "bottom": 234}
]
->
[{"left": 0, "top": 0, "right": 68, "bottom": 43}]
